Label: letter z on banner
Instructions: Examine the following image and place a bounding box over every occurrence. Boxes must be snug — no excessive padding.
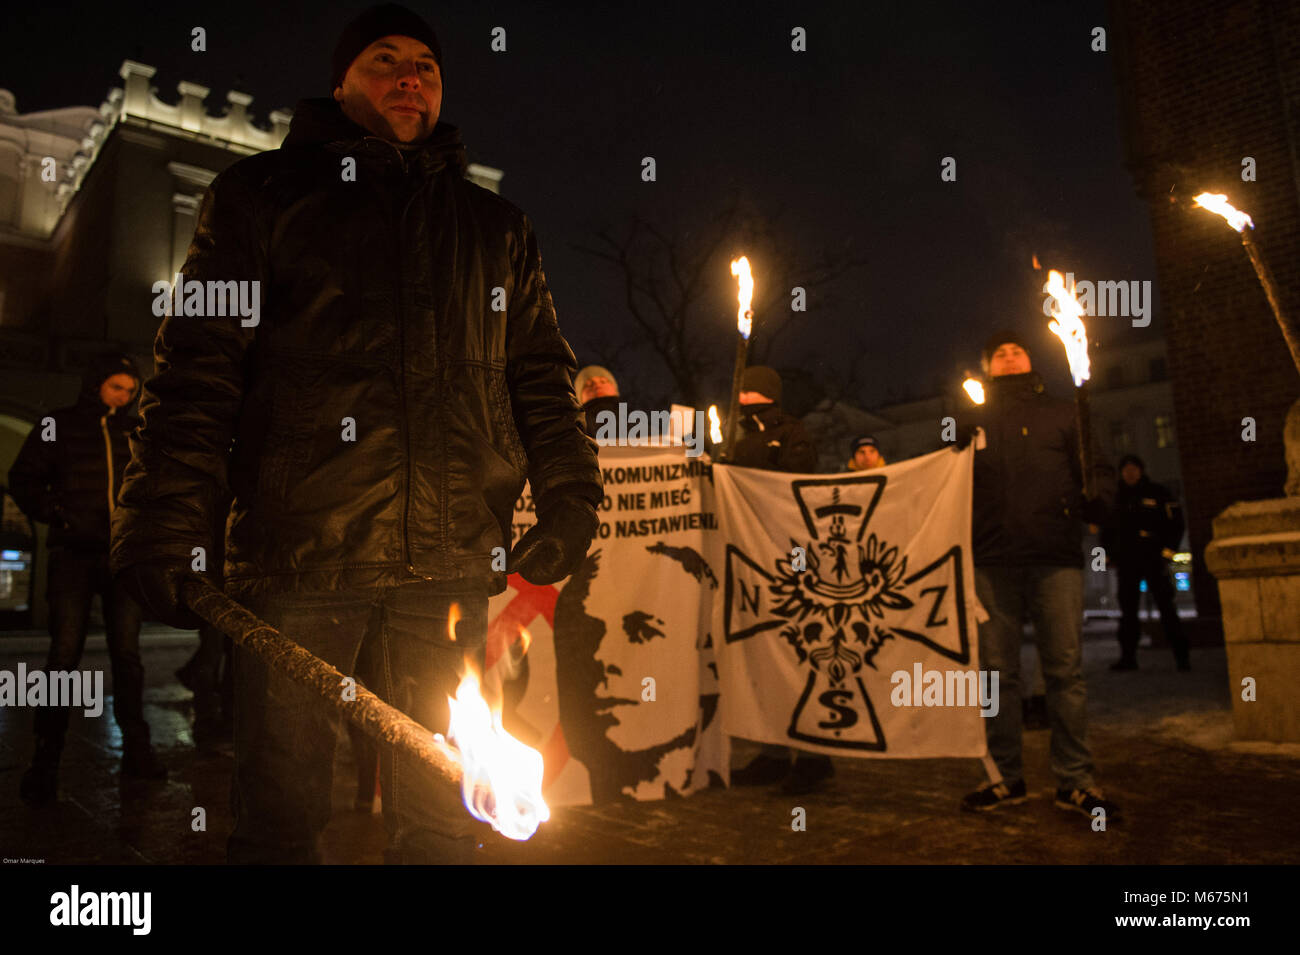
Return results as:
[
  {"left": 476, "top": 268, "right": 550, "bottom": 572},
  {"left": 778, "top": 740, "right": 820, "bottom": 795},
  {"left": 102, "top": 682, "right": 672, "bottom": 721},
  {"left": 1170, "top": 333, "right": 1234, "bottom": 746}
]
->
[{"left": 709, "top": 446, "right": 987, "bottom": 758}]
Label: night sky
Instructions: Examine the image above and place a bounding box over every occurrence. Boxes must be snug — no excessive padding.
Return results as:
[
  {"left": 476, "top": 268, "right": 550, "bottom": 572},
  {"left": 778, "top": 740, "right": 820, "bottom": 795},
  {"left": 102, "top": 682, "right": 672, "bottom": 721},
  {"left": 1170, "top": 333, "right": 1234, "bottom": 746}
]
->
[{"left": 2, "top": 0, "right": 1157, "bottom": 411}]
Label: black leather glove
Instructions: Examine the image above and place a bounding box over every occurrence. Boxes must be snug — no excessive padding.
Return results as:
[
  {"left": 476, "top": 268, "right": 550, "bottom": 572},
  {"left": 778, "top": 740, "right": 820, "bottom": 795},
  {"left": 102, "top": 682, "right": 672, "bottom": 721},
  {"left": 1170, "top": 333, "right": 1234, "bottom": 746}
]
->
[
  {"left": 117, "top": 560, "right": 205, "bottom": 630},
  {"left": 509, "top": 487, "right": 600, "bottom": 585}
]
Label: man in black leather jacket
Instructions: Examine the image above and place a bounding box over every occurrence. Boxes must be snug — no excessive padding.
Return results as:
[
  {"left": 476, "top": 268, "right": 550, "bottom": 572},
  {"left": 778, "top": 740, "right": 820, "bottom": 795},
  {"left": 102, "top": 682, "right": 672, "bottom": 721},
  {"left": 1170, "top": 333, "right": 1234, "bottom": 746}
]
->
[
  {"left": 8, "top": 353, "right": 166, "bottom": 805},
  {"left": 111, "top": 4, "right": 601, "bottom": 863},
  {"left": 955, "top": 330, "right": 1120, "bottom": 822}
]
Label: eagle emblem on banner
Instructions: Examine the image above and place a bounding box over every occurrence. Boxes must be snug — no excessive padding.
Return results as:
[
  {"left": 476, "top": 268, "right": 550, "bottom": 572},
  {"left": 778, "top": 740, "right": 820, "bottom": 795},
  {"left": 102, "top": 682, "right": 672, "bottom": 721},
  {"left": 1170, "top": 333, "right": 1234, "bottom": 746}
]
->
[{"left": 723, "top": 474, "right": 972, "bottom": 750}]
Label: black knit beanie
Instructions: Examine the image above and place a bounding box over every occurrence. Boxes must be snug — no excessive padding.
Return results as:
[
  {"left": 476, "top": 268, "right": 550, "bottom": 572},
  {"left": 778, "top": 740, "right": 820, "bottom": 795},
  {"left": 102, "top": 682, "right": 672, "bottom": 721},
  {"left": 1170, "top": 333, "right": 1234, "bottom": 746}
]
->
[
  {"left": 741, "top": 366, "right": 782, "bottom": 404},
  {"left": 982, "top": 328, "right": 1032, "bottom": 367},
  {"left": 331, "top": 4, "right": 443, "bottom": 92}
]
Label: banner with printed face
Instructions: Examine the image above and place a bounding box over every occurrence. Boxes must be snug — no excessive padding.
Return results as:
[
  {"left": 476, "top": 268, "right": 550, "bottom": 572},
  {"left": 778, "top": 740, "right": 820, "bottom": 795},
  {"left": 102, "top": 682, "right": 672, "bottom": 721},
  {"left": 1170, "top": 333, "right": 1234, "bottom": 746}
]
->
[
  {"left": 709, "top": 446, "right": 989, "bottom": 758},
  {"left": 490, "top": 444, "right": 727, "bottom": 806}
]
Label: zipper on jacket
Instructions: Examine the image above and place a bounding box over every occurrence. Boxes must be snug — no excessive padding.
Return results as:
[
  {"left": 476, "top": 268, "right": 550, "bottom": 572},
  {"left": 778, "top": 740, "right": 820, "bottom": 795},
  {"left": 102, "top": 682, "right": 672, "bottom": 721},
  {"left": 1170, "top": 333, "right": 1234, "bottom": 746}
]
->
[
  {"left": 363, "top": 134, "right": 436, "bottom": 579},
  {"left": 101, "top": 414, "right": 116, "bottom": 516},
  {"left": 394, "top": 157, "right": 434, "bottom": 579},
  {"left": 395, "top": 180, "right": 414, "bottom": 575}
]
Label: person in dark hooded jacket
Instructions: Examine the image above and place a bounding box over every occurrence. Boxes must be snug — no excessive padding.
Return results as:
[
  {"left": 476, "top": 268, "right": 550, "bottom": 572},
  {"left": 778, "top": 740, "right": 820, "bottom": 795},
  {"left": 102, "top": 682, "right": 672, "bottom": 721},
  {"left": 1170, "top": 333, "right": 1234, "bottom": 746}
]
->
[
  {"left": 1101, "top": 454, "right": 1189, "bottom": 671},
  {"left": 723, "top": 366, "right": 830, "bottom": 794},
  {"left": 7, "top": 352, "right": 166, "bottom": 805},
  {"left": 725, "top": 365, "right": 817, "bottom": 473},
  {"left": 954, "top": 330, "right": 1119, "bottom": 822},
  {"left": 109, "top": 4, "right": 601, "bottom": 864}
]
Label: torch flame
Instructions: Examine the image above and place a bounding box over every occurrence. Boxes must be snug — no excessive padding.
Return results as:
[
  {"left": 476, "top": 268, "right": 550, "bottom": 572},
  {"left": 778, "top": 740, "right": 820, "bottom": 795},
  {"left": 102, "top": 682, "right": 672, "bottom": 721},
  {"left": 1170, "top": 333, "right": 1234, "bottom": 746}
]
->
[
  {"left": 436, "top": 666, "right": 550, "bottom": 841},
  {"left": 731, "top": 257, "right": 753, "bottom": 340},
  {"left": 1192, "top": 192, "right": 1253, "bottom": 233},
  {"left": 447, "top": 601, "right": 460, "bottom": 641},
  {"left": 962, "top": 378, "right": 985, "bottom": 405},
  {"left": 708, "top": 405, "right": 723, "bottom": 444},
  {"left": 1044, "top": 269, "right": 1091, "bottom": 387}
]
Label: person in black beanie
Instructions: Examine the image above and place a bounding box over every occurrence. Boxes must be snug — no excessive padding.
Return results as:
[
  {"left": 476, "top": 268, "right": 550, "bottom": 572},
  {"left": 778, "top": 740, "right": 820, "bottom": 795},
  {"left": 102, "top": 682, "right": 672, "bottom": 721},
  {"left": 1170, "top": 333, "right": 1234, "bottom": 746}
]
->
[
  {"left": 953, "top": 330, "right": 1120, "bottom": 822},
  {"left": 9, "top": 353, "right": 166, "bottom": 806},
  {"left": 111, "top": 4, "right": 601, "bottom": 864},
  {"left": 1101, "top": 453, "right": 1189, "bottom": 671},
  {"left": 724, "top": 366, "right": 830, "bottom": 795}
]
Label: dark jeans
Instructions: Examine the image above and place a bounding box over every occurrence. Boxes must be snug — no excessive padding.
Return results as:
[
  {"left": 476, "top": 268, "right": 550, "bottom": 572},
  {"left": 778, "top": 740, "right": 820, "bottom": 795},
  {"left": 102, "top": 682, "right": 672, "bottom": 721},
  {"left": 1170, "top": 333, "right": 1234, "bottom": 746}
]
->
[
  {"left": 975, "top": 565, "right": 1093, "bottom": 790},
  {"left": 1116, "top": 562, "right": 1188, "bottom": 663},
  {"left": 35, "top": 547, "right": 148, "bottom": 749},
  {"left": 228, "top": 582, "right": 489, "bottom": 865}
]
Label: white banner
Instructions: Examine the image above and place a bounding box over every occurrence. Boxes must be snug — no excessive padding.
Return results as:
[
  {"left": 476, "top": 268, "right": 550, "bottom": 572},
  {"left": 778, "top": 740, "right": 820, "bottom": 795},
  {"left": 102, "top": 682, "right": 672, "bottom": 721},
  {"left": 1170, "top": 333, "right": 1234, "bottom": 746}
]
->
[
  {"left": 490, "top": 445, "right": 727, "bottom": 805},
  {"left": 709, "top": 446, "right": 988, "bottom": 758}
]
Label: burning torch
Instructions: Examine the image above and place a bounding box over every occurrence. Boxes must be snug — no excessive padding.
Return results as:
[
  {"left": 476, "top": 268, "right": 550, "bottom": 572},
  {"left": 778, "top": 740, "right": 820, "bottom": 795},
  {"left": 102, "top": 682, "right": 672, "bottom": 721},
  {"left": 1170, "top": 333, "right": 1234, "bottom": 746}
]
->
[
  {"left": 1192, "top": 193, "right": 1300, "bottom": 379},
  {"left": 1043, "top": 269, "right": 1096, "bottom": 499},
  {"left": 723, "top": 257, "right": 754, "bottom": 459},
  {"left": 707, "top": 404, "right": 723, "bottom": 446},
  {"left": 181, "top": 578, "right": 548, "bottom": 841}
]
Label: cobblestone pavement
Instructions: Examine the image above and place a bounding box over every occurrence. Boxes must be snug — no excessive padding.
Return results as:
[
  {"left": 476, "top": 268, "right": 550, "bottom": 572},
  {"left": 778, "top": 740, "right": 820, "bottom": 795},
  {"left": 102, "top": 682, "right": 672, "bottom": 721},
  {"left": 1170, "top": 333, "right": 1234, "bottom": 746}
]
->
[{"left": 2, "top": 626, "right": 1297, "bottom": 865}]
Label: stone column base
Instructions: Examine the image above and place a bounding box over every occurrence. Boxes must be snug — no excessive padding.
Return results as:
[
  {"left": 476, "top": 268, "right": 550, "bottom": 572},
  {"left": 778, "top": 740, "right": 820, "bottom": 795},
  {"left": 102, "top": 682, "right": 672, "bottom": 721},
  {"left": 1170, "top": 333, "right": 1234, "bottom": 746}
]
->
[{"left": 1204, "top": 496, "right": 1300, "bottom": 743}]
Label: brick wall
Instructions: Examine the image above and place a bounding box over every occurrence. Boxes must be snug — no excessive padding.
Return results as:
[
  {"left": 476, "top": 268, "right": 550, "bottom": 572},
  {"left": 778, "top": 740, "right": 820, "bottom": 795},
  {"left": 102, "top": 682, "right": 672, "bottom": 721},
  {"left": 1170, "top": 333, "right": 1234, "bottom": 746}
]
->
[{"left": 1111, "top": 0, "right": 1300, "bottom": 617}]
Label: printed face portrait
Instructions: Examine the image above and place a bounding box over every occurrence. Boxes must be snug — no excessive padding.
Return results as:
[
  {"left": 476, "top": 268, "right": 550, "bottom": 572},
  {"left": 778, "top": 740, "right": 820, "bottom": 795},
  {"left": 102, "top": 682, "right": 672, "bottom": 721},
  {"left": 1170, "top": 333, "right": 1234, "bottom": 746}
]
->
[{"left": 553, "top": 542, "right": 719, "bottom": 802}]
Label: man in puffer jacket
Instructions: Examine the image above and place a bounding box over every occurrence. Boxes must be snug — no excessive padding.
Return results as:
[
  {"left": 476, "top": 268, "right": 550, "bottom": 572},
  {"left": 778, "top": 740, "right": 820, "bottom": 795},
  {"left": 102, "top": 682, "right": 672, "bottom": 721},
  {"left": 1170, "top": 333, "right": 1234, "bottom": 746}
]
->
[
  {"left": 954, "top": 330, "right": 1119, "bottom": 823},
  {"left": 110, "top": 4, "right": 601, "bottom": 863},
  {"left": 8, "top": 352, "right": 166, "bottom": 806}
]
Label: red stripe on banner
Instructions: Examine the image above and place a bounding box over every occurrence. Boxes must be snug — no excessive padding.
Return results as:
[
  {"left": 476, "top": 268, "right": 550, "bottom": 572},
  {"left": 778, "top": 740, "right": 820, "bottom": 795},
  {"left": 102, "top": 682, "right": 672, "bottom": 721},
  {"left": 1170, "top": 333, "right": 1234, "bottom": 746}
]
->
[
  {"left": 541, "top": 722, "right": 571, "bottom": 790},
  {"left": 485, "top": 575, "right": 560, "bottom": 670}
]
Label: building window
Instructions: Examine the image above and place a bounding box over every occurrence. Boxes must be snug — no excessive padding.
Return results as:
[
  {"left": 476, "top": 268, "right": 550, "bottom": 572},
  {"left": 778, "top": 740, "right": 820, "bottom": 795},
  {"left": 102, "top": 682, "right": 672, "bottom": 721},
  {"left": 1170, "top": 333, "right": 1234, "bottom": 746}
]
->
[
  {"left": 1106, "top": 365, "right": 1126, "bottom": 389},
  {"left": 1110, "top": 420, "right": 1132, "bottom": 454},
  {"left": 1155, "top": 414, "right": 1175, "bottom": 448},
  {"left": 1149, "top": 356, "right": 1167, "bottom": 381}
]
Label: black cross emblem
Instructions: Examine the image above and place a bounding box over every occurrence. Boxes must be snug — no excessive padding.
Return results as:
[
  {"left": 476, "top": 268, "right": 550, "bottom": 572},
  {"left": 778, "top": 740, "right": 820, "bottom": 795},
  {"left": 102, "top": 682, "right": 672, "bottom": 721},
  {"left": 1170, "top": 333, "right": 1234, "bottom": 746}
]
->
[{"left": 723, "top": 474, "right": 971, "bottom": 751}]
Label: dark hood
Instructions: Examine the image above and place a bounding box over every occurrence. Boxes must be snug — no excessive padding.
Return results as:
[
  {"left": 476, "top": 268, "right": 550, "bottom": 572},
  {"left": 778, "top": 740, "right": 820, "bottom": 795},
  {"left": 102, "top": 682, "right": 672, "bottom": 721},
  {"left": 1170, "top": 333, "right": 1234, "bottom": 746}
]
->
[
  {"left": 282, "top": 97, "right": 468, "bottom": 176},
  {"left": 739, "top": 401, "right": 783, "bottom": 431},
  {"left": 77, "top": 353, "right": 142, "bottom": 415}
]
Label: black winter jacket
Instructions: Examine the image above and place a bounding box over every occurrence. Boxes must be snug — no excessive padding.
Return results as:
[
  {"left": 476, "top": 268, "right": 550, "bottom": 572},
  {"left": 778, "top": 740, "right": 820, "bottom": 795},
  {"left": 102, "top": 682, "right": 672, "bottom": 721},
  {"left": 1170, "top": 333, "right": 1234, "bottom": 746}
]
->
[
  {"left": 110, "top": 99, "right": 601, "bottom": 601},
  {"left": 8, "top": 354, "right": 142, "bottom": 551},
  {"left": 1101, "top": 476, "right": 1184, "bottom": 568},
  {"left": 729, "top": 402, "right": 817, "bottom": 473},
  {"left": 961, "top": 372, "right": 1114, "bottom": 567}
]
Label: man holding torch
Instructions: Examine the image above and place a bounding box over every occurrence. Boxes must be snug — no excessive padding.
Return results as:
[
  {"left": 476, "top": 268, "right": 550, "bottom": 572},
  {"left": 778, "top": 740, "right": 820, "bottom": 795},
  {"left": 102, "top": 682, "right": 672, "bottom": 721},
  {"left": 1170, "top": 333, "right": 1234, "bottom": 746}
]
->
[
  {"left": 955, "top": 330, "right": 1119, "bottom": 821},
  {"left": 109, "top": 3, "right": 601, "bottom": 863}
]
